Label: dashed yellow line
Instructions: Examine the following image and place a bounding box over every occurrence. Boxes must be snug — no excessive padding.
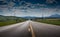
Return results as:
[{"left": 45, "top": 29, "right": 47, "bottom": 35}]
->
[{"left": 28, "top": 22, "right": 35, "bottom": 37}]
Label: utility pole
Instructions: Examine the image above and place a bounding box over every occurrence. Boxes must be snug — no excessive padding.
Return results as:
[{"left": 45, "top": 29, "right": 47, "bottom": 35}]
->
[
  {"left": 14, "top": 7, "right": 17, "bottom": 23},
  {"left": 42, "top": 12, "right": 43, "bottom": 20}
]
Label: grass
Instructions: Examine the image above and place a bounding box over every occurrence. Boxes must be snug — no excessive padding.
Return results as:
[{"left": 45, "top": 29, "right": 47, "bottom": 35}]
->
[
  {"left": 0, "top": 20, "right": 16, "bottom": 26},
  {"left": 33, "top": 19, "right": 60, "bottom": 26},
  {"left": 0, "top": 20, "right": 26, "bottom": 27},
  {"left": 0, "top": 18, "right": 60, "bottom": 26},
  {"left": 0, "top": 15, "right": 27, "bottom": 27}
]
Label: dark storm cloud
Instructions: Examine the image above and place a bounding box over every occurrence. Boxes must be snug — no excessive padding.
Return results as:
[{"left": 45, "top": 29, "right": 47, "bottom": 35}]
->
[
  {"left": 0, "top": 0, "right": 60, "bottom": 6},
  {"left": 0, "top": 0, "right": 60, "bottom": 17}
]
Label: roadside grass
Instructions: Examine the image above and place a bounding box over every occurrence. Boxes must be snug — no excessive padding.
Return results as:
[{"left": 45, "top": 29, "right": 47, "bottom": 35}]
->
[
  {"left": 0, "top": 20, "right": 16, "bottom": 27},
  {"left": 33, "top": 19, "right": 60, "bottom": 26},
  {"left": 0, "top": 20, "right": 26, "bottom": 27},
  {"left": 0, "top": 15, "right": 27, "bottom": 27}
]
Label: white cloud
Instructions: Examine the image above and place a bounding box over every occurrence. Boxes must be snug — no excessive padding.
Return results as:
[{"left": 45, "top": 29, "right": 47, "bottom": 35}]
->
[{"left": 0, "top": 7, "right": 60, "bottom": 17}]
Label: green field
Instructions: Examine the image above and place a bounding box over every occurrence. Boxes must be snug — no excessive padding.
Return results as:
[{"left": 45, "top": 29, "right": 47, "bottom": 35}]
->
[
  {"left": 0, "top": 20, "right": 16, "bottom": 26},
  {"left": 0, "top": 20, "right": 26, "bottom": 27},
  {"left": 33, "top": 19, "right": 60, "bottom": 26},
  {"left": 0, "top": 15, "right": 60, "bottom": 26},
  {"left": 0, "top": 15, "right": 27, "bottom": 27}
]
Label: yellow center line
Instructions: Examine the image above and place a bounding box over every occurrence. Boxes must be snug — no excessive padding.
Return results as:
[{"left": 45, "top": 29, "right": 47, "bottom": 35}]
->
[{"left": 28, "top": 22, "right": 36, "bottom": 37}]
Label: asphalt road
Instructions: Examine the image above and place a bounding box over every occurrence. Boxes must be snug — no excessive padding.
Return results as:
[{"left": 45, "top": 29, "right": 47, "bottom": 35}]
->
[{"left": 0, "top": 20, "right": 60, "bottom": 37}]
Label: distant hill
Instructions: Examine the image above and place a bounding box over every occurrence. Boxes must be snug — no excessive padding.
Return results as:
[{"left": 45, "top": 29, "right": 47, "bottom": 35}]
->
[
  {"left": 21, "top": 14, "right": 60, "bottom": 19},
  {"left": 48, "top": 14, "right": 60, "bottom": 18},
  {"left": 22, "top": 16, "right": 35, "bottom": 19},
  {"left": 21, "top": 16, "right": 42, "bottom": 19},
  {"left": 0, "top": 14, "right": 60, "bottom": 21},
  {"left": 0, "top": 15, "right": 27, "bottom": 22}
]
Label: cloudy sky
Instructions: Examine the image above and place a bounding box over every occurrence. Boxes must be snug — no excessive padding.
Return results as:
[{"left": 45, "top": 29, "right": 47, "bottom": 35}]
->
[{"left": 0, "top": 0, "right": 60, "bottom": 17}]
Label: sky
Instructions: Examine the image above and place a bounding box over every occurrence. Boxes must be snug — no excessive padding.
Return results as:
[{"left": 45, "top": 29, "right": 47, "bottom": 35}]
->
[{"left": 0, "top": 0, "right": 60, "bottom": 17}]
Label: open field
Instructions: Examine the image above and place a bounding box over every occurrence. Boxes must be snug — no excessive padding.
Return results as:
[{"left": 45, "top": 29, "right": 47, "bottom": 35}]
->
[
  {"left": 0, "top": 15, "right": 60, "bottom": 26},
  {"left": 0, "top": 20, "right": 16, "bottom": 26},
  {"left": 0, "top": 20, "right": 26, "bottom": 27},
  {"left": 0, "top": 18, "right": 60, "bottom": 26},
  {"left": 0, "top": 15, "right": 27, "bottom": 27},
  {"left": 33, "top": 19, "right": 60, "bottom": 26}
]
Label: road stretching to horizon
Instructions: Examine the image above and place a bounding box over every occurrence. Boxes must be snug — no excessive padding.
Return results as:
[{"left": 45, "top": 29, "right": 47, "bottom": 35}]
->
[{"left": 0, "top": 20, "right": 60, "bottom": 37}]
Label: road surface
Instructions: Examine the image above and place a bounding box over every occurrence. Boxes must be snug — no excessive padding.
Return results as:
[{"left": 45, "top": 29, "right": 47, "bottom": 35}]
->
[{"left": 0, "top": 20, "right": 60, "bottom": 37}]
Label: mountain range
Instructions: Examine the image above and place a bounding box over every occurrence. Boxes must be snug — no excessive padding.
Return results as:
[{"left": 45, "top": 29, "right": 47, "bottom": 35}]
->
[
  {"left": 49, "top": 14, "right": 60, "bottom": 18},
  {"left": 21, "top": 14, "right": 60, "bottom": 19},
  {"left": 0, "top": 14, "right": 60, "bottom": 21}
]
